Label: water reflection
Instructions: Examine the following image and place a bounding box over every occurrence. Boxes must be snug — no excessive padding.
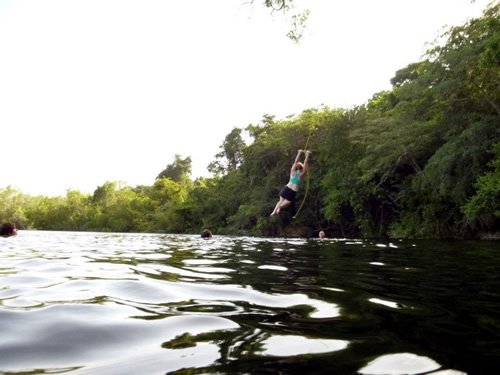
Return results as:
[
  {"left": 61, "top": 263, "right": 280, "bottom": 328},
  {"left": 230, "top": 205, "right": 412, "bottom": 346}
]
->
[
  {"left": 257, "top": 335, "right": 349, "bottom": 357},
  {"left": 359, "top": 353, "right": 440, "bottom": 374},
  {"left": 0, "top": 231, "right": 498, "bottom": 374}
]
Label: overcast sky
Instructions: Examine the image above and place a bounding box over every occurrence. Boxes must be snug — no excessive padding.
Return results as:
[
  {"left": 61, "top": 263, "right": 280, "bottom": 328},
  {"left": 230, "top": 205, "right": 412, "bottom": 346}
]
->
[{"left": 0, "top": 0, "right": 492, "bottom": 196}]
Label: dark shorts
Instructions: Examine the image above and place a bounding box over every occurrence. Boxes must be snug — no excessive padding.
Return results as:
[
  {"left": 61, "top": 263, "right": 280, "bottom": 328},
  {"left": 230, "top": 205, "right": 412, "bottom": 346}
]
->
[{"left": 280, "top": 186, "right": 297, "bottom": 202}]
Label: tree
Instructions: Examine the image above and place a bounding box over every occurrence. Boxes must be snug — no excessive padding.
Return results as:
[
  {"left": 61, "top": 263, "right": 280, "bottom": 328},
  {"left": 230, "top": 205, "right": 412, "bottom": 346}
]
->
[
  {"left": 157, "top": 155, "right": 192, "bottom": 182},
  {"left": 208, "top": 127, "right": 246, "bottom": 176},
  {"left": 427, "top": 3, "right": 500, "bottom": 116},
  {"left": 0, "top": 187, "right": 31, "bottom": 228},
  {"left": 258, "top": 0, "right": 309, "bottom": 43},
  {"left": 462, "top": 142, "right": 500, "bottom": 232}
]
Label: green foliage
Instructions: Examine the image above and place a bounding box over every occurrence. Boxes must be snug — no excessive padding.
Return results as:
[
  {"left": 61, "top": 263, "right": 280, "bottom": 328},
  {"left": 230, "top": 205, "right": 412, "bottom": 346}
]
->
[
  {"left": 157, "top": 154, "right": 192, "bottom": 183},
  {"left": 462, "top": 142, "right": 500, "bottom": 230},
  {"left": 208, "top": 127, "right": 246, "bottom": 176},
  {"left": 427, "top": 3, "right": 500, "bottom": 116},
  {"left": 260, "top": 0, "right": 309, "bottom": 43},
  {"left": 0, "top": 187, "right": 31, "bottom": 227}
]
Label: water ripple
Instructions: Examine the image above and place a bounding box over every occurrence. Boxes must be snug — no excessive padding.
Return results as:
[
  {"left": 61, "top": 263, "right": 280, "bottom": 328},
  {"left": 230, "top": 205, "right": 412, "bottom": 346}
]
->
[{"left": 0, "top": 231, "right": 498, "bottom": 374}]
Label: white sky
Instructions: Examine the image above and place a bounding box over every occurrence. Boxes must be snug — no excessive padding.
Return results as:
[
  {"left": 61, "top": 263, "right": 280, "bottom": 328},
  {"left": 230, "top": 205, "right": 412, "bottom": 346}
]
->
[{"left": 0, "top": 0, "right": 493, "bottom": 196}]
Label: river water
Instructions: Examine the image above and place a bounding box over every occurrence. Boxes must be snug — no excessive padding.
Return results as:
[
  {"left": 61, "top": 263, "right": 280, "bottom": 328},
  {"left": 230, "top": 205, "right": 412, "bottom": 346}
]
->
[{"left": 0, "top": 231, "right": 498, "bottom": 374}]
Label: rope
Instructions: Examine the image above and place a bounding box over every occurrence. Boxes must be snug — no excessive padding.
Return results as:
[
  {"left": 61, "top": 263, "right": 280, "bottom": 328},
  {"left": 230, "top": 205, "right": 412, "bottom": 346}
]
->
[{"left": 293, "top": 125, "right": 314, "bottom": 219}]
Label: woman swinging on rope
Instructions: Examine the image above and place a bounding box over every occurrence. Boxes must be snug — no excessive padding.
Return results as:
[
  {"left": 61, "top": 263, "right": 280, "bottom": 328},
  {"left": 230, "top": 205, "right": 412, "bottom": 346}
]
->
[{"left": 270, "top": 149, "right": 311, "bottom": 216}]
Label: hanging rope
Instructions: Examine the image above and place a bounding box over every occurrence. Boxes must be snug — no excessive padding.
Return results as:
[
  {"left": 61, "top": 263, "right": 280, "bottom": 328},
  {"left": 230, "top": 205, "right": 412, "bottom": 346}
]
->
[{"left": 293, "top": 125, "right": 314, "bottom": 219}]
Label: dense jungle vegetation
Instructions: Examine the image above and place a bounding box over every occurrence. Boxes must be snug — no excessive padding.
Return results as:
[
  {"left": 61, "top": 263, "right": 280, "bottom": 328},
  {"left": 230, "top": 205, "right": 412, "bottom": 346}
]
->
[{"left": 1, "top": 4, "right": 499, "bottom": 238}]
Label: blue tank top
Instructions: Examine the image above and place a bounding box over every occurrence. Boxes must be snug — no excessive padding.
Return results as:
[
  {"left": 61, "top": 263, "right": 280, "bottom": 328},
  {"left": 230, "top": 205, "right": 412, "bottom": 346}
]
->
[{"left": 289, "top": 171, "right": 301, "bottom": 185}]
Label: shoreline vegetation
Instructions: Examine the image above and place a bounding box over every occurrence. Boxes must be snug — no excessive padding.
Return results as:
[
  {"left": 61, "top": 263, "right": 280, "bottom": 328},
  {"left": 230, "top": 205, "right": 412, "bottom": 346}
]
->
[{"left": 2, "top": 4, "right": 498, "bottom": 240}]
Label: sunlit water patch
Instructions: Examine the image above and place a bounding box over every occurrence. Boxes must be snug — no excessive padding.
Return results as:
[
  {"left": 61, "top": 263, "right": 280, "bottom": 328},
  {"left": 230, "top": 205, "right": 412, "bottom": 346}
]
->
[
  {"left": 257, "top": 335, "right": 349, "bottom": 357},
  {"left": 359, "top": 352, "right": 441, "bottom": 374},
  {"left": 0, "top": 231, "right": 499, "bottom": 374}
]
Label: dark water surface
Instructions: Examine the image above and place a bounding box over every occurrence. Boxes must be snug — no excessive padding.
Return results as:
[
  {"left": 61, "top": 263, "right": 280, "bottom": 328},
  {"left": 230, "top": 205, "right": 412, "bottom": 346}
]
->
[{"left": 0, "top": 231, "right": 498, "bottom": 374}]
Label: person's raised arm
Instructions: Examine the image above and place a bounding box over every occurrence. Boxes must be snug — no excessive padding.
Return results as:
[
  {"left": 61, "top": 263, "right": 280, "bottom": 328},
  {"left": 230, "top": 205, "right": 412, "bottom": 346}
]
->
[
  {"left": 290, "top": 149, "right": 303, "bottom": 175},
  {"left": 301, "top": 150, "right": 311, "bottom": 175}
]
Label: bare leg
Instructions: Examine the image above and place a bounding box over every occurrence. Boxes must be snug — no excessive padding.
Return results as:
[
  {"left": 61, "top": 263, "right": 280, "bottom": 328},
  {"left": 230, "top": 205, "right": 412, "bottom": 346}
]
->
[
  {"left": 271, "top": 198, "right": 291, "bottom": 216},
  {"left": 271, "top": 198, "right": 285, "bottom": 216},
  {"left": 278, "top": 199, "right": 291, "bottom": 212}
]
